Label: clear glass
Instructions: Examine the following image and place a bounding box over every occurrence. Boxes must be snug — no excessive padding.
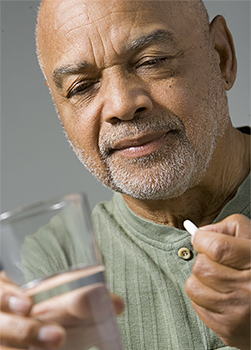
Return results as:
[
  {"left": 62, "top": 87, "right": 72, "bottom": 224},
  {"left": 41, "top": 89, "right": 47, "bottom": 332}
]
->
[{"left": 0, "top": 193, "right": 122, "bottom": 350}]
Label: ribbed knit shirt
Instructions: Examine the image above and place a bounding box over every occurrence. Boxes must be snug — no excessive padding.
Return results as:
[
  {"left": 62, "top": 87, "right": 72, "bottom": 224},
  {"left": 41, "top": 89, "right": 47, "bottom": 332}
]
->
[
  {"left": 21, "top": 172, "right": 250, "bottom": 349},
  {"left": 92, "top": 172, "right": 250, "bottom": 350}
]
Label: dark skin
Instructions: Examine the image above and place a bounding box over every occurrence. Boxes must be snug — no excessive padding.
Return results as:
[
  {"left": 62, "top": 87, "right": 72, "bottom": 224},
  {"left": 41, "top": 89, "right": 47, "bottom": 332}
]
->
[
  {"left": 39, "top": 3, "right": 249, "bottom": 230},
  {"left": 0, "top": 0, "right": 250, "bottom": 349},
  {"left": 186, "top": 214, "right": 251, "bottom": 350}
]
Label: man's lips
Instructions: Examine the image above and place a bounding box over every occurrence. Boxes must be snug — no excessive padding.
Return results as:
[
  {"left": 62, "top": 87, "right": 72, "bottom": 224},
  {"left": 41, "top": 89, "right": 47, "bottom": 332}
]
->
[{"left": 111, "top": 131, "right": 170, "bottom": 158}]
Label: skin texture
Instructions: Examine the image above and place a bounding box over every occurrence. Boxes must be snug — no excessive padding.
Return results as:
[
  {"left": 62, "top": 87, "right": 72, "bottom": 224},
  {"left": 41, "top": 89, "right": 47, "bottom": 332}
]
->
[
  {"left": 39, "top": 0, "right": 222, "bottom": 204},
  {"left": 41, "top": 1, "right": 218, "bottom": 197},
  {"left": 0, "top": 0, "right": 250, "bottom": 349},
  {"left": 186, "top": 214, "right": 251, "bottom": 350}
]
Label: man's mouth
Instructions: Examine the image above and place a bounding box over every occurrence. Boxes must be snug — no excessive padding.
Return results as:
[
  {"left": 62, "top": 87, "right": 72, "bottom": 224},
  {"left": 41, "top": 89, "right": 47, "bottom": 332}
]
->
[{"left": 111, "top": 131, "right": 171, "bottom": 159}]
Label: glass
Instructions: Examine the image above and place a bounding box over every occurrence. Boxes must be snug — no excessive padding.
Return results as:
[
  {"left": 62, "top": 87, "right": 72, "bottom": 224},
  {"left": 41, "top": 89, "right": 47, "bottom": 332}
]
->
[{"left": 0, "top": 193, "right": 122, "bottom": 350}]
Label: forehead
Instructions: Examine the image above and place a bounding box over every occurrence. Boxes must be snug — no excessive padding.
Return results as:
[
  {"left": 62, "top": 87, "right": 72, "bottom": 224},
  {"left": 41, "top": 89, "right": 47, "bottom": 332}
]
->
[{"left": 39, "top": 0, "right": 197, "bottom": 72}]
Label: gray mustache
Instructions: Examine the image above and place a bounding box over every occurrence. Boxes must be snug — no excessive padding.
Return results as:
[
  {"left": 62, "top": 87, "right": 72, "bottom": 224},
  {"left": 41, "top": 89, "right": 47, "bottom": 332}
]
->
[{"left": 99, "top": 116, "right": 183, "bottom": 158}]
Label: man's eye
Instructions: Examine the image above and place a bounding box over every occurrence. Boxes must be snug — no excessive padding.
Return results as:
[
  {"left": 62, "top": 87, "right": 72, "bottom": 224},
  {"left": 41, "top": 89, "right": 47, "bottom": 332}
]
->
[
  {"left": 137, "top": 57, "right": 169, "bottom": 68},
  {"left": 67, "top": 82, "right": 96, "bottom": 99}
]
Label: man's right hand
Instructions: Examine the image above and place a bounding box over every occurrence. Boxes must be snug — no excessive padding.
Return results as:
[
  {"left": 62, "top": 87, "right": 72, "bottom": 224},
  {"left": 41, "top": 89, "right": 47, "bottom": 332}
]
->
[
  {"left": 0, "top": 272, "right": 66, "bottom": 349},
  {"left": 0, "top": 272, "right": 124, "bottom": 349}
]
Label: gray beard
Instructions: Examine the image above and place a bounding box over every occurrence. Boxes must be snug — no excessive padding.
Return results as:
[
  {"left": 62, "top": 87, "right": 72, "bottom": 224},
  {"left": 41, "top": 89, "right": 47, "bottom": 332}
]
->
[
  {"left": 66, "top": 113, "right": 218, "bottom": 200},
  {"left": 103, "top": 136, "right": 202, "bottom": 199}
]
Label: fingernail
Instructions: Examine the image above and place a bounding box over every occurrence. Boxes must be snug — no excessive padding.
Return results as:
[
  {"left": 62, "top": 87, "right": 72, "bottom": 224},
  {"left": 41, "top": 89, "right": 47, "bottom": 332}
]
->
[
  {"left": 9, "top": 296, "right": 31, "bottom": 315},
  {"left": 38, "top": 325, "right": 64, "bottom": 345}
]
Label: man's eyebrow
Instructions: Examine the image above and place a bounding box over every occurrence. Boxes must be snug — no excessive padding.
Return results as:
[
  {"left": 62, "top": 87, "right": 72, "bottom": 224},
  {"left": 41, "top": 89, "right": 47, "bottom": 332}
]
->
[
  {"left": 53, "top": 61, "right": 91, "bottom": 89},
  {"left": 125, "top": 29, "right": 175, "bottom": 54}
]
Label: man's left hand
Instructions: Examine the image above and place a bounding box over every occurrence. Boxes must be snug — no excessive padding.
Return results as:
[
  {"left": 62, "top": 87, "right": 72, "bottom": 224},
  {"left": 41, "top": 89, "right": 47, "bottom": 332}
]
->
[{"left": 185, "top": 214, "right": 251, "bottom": 350}]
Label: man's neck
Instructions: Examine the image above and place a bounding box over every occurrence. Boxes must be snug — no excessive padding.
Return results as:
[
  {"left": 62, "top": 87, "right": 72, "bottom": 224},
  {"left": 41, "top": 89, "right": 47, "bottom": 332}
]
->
[{"left": 122, "top": 126, "right": 251, "bottom": 229}]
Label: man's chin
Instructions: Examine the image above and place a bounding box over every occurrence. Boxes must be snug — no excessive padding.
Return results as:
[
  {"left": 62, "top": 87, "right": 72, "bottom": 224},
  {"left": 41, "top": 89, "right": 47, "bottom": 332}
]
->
[
  {"left": 74, "top": 143, "right": 208, "bottom": 201},
  {"left": 105, "top": 171, "right": 194, "bottom": 201}
]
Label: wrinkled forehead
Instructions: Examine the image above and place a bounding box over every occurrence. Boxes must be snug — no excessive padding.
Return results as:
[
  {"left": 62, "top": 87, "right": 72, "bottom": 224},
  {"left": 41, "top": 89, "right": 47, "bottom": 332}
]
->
[
  {"left": 39, "top": 0, "right": 182, "bottom": 30},
  {"left": 51, "top": 0, "right": 169, "bottom": 43},
  {"left": 37, "top": 0, "right": 204, "bottom": 74}
]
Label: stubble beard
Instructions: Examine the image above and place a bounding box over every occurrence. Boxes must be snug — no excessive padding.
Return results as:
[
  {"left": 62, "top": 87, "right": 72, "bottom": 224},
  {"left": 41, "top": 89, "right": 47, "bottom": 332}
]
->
[
  {"left": 104, "top": 143, "right": 197, "bottom": 199},
  {"left": 67, "top": 113, "right": 219, "bottom": 200}
]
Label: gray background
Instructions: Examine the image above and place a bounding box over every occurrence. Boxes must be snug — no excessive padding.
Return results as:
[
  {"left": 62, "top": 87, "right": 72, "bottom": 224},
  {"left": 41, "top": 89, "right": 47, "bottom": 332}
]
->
[{"left": 1, "top": 1, "right": 250, "bottom": 213}]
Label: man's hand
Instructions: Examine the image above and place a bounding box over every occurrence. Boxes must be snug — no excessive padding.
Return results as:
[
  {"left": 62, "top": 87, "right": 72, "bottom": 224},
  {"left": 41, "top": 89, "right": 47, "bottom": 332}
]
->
[
  {"left": 30, "top": 284, "right": 124, "bottom": 350},
  {"left": 0, "top": 273, "right": 124, "bottom": 349},
  {"left": 0, "top": 272, "right": 66, "bottom": 349},
  {"left": 185, "top": 214, "right": 251, "bottom": 350}
]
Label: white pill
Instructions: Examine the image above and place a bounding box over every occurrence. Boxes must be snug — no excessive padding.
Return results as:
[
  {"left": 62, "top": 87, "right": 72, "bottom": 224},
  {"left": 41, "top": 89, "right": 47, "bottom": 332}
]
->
[{"left": 183, "top": 220, "right": 198, "bottom": 236}]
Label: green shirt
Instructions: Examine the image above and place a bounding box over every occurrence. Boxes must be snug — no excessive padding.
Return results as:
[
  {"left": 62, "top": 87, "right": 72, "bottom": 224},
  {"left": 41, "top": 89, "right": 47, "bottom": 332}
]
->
[
  {"left": 21, "top": 172, "right": 250, "bottom": 349},
  {"left": 92, "top": 172, "right": 250, "bottom": 350}
]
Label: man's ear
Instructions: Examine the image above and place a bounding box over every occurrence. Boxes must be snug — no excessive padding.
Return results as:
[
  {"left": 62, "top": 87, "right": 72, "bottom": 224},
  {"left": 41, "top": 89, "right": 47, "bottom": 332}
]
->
[{"left": 209, "top": 15, "right": 237, "bottom": 91}]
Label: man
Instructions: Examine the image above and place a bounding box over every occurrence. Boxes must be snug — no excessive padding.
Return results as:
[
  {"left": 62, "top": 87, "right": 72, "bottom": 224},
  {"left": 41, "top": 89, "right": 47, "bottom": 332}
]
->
[{"left": 0, "top": 0, "right": 250, "bottom": 349}]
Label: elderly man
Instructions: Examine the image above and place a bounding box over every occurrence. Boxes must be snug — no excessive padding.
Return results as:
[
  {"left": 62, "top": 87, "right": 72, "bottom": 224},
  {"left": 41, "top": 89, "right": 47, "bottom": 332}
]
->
[{"left": 0, "top": 0, "right": 250, "bottom": 349}]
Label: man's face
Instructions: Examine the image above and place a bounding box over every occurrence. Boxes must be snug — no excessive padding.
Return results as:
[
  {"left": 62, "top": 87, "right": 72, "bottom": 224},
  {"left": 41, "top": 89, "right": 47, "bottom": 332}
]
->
[{"left": 39, "top": 0, "right": 229, "bottom": 200}]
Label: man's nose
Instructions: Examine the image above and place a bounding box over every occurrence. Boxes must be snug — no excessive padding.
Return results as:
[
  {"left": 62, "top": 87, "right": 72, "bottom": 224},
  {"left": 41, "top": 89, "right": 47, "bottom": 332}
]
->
[{"left": 101, "top": 71, "right": 153, "bottom": 123}]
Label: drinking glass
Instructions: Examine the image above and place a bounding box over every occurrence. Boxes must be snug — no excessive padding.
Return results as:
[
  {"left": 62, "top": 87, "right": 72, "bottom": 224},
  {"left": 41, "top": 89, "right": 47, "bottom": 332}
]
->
[{"left": 0, "top": 193, "right": 122, "bottom": 350}]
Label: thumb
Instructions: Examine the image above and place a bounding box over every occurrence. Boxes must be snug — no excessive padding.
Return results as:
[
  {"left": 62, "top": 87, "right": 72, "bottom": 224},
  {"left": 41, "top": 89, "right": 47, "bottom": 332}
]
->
[{"left": 200, "top": 214, "right": 250, "bottom": 239}]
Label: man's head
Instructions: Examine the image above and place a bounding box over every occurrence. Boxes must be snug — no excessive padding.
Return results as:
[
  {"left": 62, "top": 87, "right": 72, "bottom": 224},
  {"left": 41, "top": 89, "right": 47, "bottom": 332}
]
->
[{"left": 37, "top": 0, "right": 237, "bottom": 200}]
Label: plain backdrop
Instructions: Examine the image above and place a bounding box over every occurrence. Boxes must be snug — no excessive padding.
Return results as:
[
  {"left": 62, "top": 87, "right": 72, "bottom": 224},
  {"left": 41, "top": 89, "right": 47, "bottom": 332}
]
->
[{"left": 1, "top": 0, "right": 250, "bottom": 213}]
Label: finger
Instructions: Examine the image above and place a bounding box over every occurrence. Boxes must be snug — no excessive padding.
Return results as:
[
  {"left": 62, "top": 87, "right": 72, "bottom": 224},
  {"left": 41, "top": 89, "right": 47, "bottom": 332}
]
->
[
  {"left": 190, "top": 301, "right": 251, "bottom": 350},
  {"left": 0, "top": 279, "right": 32, "bottom": 316},
  {"left": 31, "top": 284, "right": 123, "bottom": 326},
  {"left": 192, "top": 253, "right": 251, "bottom": 293},
  {"left": 200, "top": 214, "right": 251, "bottom": 239},
  {"left": 192, "top": 230, "right": 251, "bottom": 269},
  {"left": 0, "top": 271, "right": 14, "bottom": 283},
  {"left": 110, "top": 293, "right": 125, "bottom": 315},
  {"left": 186, "top": 275, "right": 225, "bottom": 313},
  {"left": 190, "top": 301, "right": 229, "bottom": 337},
  {"left": 185, "top": 274, "right": 250, "bottom": 314},
  {"left": 0, "top": 312, "right": 65, "bottom": 349}
]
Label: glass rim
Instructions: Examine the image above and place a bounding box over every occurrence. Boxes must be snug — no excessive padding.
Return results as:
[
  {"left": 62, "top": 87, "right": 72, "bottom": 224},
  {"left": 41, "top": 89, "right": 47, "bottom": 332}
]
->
[{"left": 0, "top": 192, "right": 88, "bottom": 223}]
